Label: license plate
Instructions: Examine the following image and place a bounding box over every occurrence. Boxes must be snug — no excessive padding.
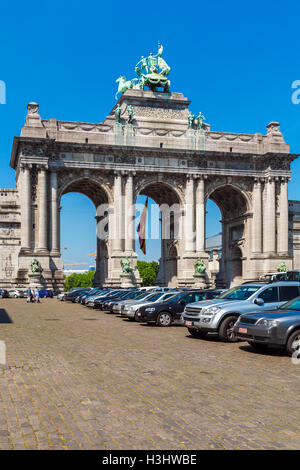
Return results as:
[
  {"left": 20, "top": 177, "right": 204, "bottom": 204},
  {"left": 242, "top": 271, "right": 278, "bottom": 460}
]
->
[
  {"left": 238, "top": 327, "right": 247, "bottom": 334},
  {"left": 185, "top": 321, "right": 193, "bottom": 327}
]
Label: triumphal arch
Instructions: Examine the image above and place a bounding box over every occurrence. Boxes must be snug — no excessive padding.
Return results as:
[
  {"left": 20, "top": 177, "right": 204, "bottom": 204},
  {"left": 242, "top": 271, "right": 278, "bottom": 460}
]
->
[{"left": 1, "top": 43, "right": 300, "bottom": 290}]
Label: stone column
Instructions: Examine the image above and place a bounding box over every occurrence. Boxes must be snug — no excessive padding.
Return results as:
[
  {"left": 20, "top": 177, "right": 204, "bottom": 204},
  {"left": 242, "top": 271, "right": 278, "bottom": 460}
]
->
[
  {"left": 252, "top": 178, "right": 262, "bottom": 253},
  {"left": 20, "top": 164, "right": 32, "bottom": 251},
  {"left": 113, "top": 171, "right": 123, "bottom": 252},
  {"left": 263, "top": 177, "right": 276, "bottom": 253},
  {"left": 37, "top": 167, "right": 48, "bottom": 252},
  {"left": 125, "top": 172, "right": 135, "bottom": 253},
  {"left": 58, "top": 206, "right": 62, "bottom": 254},
  {"left": 184, "top": 175, "right": 195, "bottom": 252},
  {"left": 50, "top": 171, "right": 59, "bottom": 254},
  {"left": 279, "top": 177, "right": 289, "bottom": 254},
  {"left": 196, "top": 176, "right": 206, "bottom": 253}
]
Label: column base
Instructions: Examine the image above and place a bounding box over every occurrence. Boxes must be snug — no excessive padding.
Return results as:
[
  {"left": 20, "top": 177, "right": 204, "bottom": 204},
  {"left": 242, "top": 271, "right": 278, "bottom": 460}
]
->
[{"left": 35, "top": 249, "right": 50, "bottom": 255}]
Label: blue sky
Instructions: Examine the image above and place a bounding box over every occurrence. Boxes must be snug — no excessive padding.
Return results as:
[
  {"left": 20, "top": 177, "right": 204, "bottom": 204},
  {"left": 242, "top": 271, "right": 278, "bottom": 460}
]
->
[{"left": 0, "top": 0, "right": 299, "bottom": 265}]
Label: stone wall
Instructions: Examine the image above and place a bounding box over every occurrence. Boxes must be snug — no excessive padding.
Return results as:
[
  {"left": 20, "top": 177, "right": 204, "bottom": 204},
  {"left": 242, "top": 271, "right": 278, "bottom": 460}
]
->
[
  {"left": 0, "top": 189, "right": 21, "bottom": 288},
  {"left": 289, "top": 200, "right": 300, "bottom": 269}
]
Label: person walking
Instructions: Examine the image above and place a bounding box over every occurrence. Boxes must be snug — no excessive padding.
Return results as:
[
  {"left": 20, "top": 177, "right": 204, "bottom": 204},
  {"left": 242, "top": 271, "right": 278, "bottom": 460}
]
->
[
  {"left": 26, "top": 287, "right": 31, "bottom": 303},
  {"left": 34, "top": 287, "right": 40, "bottom": 303}
]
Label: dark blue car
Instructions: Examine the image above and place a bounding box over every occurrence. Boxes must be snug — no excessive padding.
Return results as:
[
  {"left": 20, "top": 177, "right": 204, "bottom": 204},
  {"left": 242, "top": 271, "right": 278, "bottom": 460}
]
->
[{"left": 38, "top": 289, "right": 54, "bottom": 299}]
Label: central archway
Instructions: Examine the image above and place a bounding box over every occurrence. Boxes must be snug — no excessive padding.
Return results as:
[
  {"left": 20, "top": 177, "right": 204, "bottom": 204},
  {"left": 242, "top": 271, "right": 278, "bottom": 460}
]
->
[
  {"left": 59, "top": 176, "right": 111, "bottom": 286},
  {"left": 136, "top": 180, "right": 183, "bottom": 287},
  {"left": 206, "top": 184, "right": 250, "bottom": 288}
]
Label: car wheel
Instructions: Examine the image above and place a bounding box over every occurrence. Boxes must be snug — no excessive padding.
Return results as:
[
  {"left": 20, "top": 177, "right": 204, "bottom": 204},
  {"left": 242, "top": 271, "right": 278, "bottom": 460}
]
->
[
  {"left": 286, "top": 329, "right": 300, "bottom": 357},
  {"left": 248, "top": 341, "right": 269, "bottom": 351},
  {"left": 219, "top": 316, "right": 239, "bottom": 342},
  {"left": 188, "top": 328, "right": 207, "bottom": 338},
  {"left": 14, "top": 294, "right": 18, "bottom": 298},
  {"left": 156, "top": 312, "right": 172, "bottom": 327}
]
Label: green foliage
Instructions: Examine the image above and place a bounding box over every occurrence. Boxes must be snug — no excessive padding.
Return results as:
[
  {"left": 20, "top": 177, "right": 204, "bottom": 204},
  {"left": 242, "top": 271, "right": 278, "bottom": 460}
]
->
[
  {"left": 137, "top": 261, "right": 159, "bottom": 286},
  {"left": 64, "top": 271, "right": 95, "bottom": 291},
  {"left": 277, "top": 262, "right": 288, "bottom": 273}
]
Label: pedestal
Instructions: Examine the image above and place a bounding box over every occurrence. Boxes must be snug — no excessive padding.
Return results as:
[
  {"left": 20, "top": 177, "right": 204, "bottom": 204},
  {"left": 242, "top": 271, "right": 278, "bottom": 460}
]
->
[
  {"left": 120, "top": 273, "right": 135, "bottom": 288},
  {"left": 193, "top": 273, "right": 208, "bottom": 289},
  {"left": 28, "top": 272, "right": 45, "bottom": 289}
]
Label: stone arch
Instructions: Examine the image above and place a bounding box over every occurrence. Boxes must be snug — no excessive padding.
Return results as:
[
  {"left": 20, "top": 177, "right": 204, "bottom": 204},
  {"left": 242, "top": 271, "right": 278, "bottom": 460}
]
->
[
  {"left": 205, "top": 183, "right": 250, "bottom": 288},
  {"left": 135, "top": 177, "right": 184, "bottom": 207},
  {"left": 206, "top": 182, "right": 251, "bottom": 215},
  {"left": 58, "top": 175, "right": 112, "bottom": 207},
  {"left": 59, "top": 175, "right": 111, "bottom": 287},
  {"left": 136, "top": 179, "right": 183, "bottom": 287}
]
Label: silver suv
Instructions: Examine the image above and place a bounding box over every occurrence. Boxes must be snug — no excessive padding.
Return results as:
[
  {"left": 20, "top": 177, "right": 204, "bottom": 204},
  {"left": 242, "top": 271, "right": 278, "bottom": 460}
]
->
[{"left": 182, "top": 282, "right": 300, "bottom": 342}]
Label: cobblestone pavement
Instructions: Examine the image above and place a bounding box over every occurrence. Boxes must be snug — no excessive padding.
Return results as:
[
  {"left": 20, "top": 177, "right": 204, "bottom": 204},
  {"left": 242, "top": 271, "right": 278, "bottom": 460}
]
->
[{"left": 0, "top": 299, "right": 299, "bottom": 450}]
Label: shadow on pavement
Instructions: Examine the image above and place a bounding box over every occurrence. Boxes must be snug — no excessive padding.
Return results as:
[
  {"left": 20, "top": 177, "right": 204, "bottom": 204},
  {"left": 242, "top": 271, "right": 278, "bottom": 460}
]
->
[
  {"left": 239, "top": 344, "right": 287, "bottom": 357},
  {"left": 0, "top": 308, "right": 13, "bottom": 323}
]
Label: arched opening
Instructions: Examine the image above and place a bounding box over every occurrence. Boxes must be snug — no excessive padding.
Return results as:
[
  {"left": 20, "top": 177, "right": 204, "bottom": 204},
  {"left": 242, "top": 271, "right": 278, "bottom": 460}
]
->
[
  {"left": 136, "top": 181, "right": 182, "bottom": 287},
  {"left": 207, "top": 185, "right": 248, "bottom": 288},
  {"left": 59, "top": 177, "right": 110, "bottom": 286}
]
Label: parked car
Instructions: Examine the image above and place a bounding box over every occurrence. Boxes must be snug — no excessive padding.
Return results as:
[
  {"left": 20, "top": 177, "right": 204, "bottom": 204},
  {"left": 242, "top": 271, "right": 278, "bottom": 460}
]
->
[
  {"left": 121, "top": 291, "right": 181, "bottom": 321},
  {"left": 111, "top": 291, "right": 156, "bottom": 314},
  {"left": 79, "top": 287, "right": 106, "bottom": 304},
  {"left": 182, "top": 282, "right": 300, "bottom": 342},
  {"left": 0, "top": 289, "right": 9, "bottom": 298},
  {"left": 286, "top": 270, "right": 300, "bottom": 282},
  {"left": 8, "top": 289, "right": 26, "bottom": 298},
  {"left": 259, "top": 272, "right": 287, "bottom": 282},
  {"left": 64, "top": 288, "right": 92, "bottom": 302},
  {"left": 58, "top": 287, "right": 84, "bottom": 301},
  {"left": 39, "top": 289, "right": 54, "bottom": 298},
  {"left": 93, "top": 290, "right": 128, "bottom": 309},
  {"left": 104, "top": 290, "right": 141, "bottom": 312},
  {"left": 84, "top": 289, "right": 115, "bottom": 307},
  {"left": 234, "top": 296, "right": 300, "bottom": 356},
  {"left": 135, "top": 290, "right": 222, "bottom": 326}
]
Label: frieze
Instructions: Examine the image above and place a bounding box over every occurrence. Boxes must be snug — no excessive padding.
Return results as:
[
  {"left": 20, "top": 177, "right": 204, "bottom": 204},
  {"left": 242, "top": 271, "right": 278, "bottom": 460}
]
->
[{"left": 132, "top": 104, "right": 186, "bottom": 120}]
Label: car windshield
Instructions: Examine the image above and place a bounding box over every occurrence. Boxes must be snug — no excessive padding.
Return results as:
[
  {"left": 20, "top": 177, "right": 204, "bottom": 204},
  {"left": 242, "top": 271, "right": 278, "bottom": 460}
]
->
[
  {"left": 218, "top": 285, "right": 261, "bottom": 301},
  {"left": 281, "top": 296, "right": 300, "bottom": 310},
  {"left": 165, "top": 293, "right": 185, "bottom": 303},
  {"left": 145, "top": 293, "right": 163, "bottom": 302},
  {"left": 133, "top": 293, "right": 149, "bottom": 300},
  {"left": 160, "top": 293, "right": 176, "bottom": 301}
]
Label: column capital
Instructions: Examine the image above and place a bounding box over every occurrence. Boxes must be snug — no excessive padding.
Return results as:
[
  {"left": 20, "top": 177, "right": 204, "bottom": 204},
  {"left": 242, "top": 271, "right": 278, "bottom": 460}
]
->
[
  {"left": 35, "top": 164, "right": 48, "bottom": 172},
  {"left": 281, "top": 176, "right": 289, "bottom": 183},
  {"left": 194, "top": 174, "right": 207, "bottom": 181},
  {"left": 123, "top": 170, "right": 136, "bottom": 178}
]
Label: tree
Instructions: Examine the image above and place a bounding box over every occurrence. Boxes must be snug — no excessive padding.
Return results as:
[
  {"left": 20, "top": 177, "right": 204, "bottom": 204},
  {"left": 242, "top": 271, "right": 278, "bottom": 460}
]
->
[
  {"left": 64, "top": 271, "right": 95, "bottom": 291},
  {"left": 137, "top": 261, "right": 159, "bottom": 286}
]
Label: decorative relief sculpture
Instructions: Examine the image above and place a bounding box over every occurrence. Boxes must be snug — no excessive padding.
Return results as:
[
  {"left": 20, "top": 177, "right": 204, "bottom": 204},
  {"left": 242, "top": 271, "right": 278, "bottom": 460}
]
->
[
  {"left": 120, "top": 257, "right": 133, "bottom": 274},
  {"left": 30, "top": 258, "right": 42, "bottom": 274},
  {"left": 194, "top": 258, "right": 206, "bottom": 275}
]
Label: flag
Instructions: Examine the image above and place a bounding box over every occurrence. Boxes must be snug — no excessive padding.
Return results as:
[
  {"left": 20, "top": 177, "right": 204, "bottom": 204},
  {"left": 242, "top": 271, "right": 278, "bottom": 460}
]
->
[{"left": 137, "top": 198, "right": 148, "bottom": 254}]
